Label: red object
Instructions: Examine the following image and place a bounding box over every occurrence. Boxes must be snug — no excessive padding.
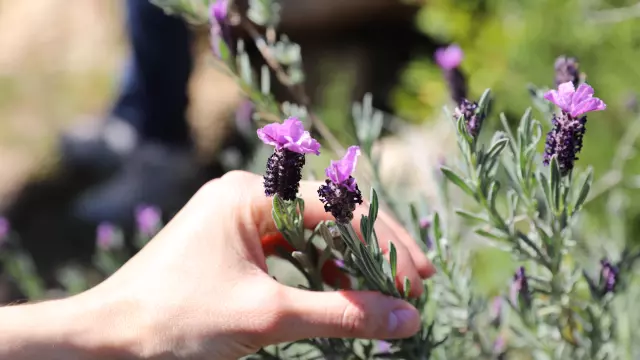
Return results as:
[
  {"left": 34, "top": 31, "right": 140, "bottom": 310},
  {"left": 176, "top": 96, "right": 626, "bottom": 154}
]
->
[{"left": 260, "top": 233, "right": 351, "bottom": 289}]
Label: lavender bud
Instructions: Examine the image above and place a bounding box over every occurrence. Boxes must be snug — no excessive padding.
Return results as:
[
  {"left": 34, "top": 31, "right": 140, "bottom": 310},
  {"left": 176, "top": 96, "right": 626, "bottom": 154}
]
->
[
  {"left": 135, "top": 205, "right": 162, "bottom": 236},
  {"left": 600, "top": 258, "right": 619, "bottom": 295},
  {"left": 490, "top": 296, "right": 503, "bottom": 327},
  {"left": 554, "top": 56, "right": 580, "bottom": 88},
  {"left": 510, "top": 266, "right": 531, "bottom": 308},
  {"left": 419, "top": 217, "right": 433, "bottom": 250},
  {"left": 454, "top": 99, "right": 484, "bottom": 138}
]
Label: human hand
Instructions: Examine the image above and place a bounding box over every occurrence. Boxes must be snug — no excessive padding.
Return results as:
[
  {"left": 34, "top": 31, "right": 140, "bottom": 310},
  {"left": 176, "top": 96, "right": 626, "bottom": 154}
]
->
[{"left": 69, "top": 171, "right": 435, "bottom": 359}]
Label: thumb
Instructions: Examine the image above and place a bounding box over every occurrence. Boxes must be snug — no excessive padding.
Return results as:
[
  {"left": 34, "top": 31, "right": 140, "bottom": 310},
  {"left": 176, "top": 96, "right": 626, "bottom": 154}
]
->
[{"left": 272, "top": 286, "right": 421, "bottom": 343}]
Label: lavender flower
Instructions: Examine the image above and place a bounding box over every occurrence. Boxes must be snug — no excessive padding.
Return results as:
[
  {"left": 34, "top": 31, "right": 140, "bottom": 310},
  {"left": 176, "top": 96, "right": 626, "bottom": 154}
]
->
[
  {"left": 96, "top": 222, "right": 118, "bottom": 251},
  {"left": 600, "top": 258, "right": 619, "bottom": 294},
  {"left": 419, "top": 217, "right": 433, "bottom": 250},
  {"left": 454, "top": 99, "right": 484, "bottom": 138},
  {"left": 209, "top": 0, "right": 230, "bottom": 58},
  {"left": 258, "top": 117, "right": 321, "bottom": 200},
  {"left": 490, "top": 296, "right": 503, "bottom": 327},
  {"left": 375, "top": 340, "right": 392, "bottom": 355},
  {"left": 435, "top": 44, "right": 467, "bottom": 104},
  {"left": 318, "top": 146, "right": 364, "bottom": 224},
  {"left": 435, "top": 44, "right": 463, "bottom": 70},
  {"left": 543, "top": 82, "right": 606, "bottom": 175},
  {"left": 510, "top": 266, "right": 531, "bottom": 308},
  {"left": 0, "top": 217, "right": 9, "bottom": 247},
  {"left": 135, "top": 205, "right": 162, "bottom": 236},
  {"left": 554, "top": 55, "right": 581, "bottom": 88}
]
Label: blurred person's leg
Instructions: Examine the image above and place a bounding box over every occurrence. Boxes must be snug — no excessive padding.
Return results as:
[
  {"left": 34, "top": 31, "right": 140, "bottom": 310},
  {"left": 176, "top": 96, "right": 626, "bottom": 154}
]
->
[
  {"left": 61, "top": 0, "right": 192, "bottom": 173},
  {"left": 67, "top": 0, "right": 201, "bottom": 225}
]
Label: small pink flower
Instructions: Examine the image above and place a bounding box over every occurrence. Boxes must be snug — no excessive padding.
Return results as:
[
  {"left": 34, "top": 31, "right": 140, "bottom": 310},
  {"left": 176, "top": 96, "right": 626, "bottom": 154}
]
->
[
  {"left": 435, "top": 44, "right": 463, "bottom": 70},
  {"left": 135, "top": 205, "right": 162, "bottom": 236},
  {"left": 257, "top": 117, "right": 321, "bottom": 155},
  {"left": 209, "top": 0, "right": 228, "bottom": 24},
  {"left": 544, "top": 82, "right": 606, "bottom": 118},
  {"left": 96, "top": 222, "right": 117, "bottom": 250},
  {"left": 325, "top": 146, "right": 360, "bottom": 191}
]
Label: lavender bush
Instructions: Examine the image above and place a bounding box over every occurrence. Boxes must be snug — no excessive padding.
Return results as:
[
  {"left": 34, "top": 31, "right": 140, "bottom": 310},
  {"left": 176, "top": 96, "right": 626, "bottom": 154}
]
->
[{"left": 1, "top": 0, "right": 640, "bottom": 359}]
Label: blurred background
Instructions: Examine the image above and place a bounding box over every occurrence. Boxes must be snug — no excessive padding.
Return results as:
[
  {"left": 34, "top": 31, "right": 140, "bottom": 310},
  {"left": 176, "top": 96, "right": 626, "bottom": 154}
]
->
[{"left": 0, "top": 0, "right": 639, "bottom": 302}]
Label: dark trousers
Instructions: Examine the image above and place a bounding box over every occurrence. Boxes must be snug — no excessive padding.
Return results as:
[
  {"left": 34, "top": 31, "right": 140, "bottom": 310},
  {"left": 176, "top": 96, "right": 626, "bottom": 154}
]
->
[{"left": 111, "top": 0, "right": 193, "bottom": 146}]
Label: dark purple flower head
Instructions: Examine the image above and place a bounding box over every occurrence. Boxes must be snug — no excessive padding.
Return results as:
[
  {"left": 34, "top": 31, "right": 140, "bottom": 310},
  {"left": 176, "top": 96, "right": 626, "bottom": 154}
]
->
[
  {"left": 318, "top": 146, "right": 363, "bottom": 224},
  {"left": 543, "top": 82, "right": 606, "bottom": 175},
  {"left": 510, "top": 266, "right": 531, "bottom": 308},
  {"left": 435, "top": 44, "right": 463, "bottom": 70},
  {"left": 554, "top": 56, "right": 581, "bottom": 88},
  {"left": 259, "top": 118, "right": 320, "bottom": 201},
  {"left": 454, "top": 99, "right": 484, "bottom": 138},
  {"left": 96, "top": 222, "right": 118, "bottom": 251},
  {"left": 257, "top": 117, "right": 321, "bottom": 155},
  {"left": 135, "top": 205, "right": 162, "bottom": 236},
  {"left": 600, "top": 258, "right": 619, "bottom": 294}
]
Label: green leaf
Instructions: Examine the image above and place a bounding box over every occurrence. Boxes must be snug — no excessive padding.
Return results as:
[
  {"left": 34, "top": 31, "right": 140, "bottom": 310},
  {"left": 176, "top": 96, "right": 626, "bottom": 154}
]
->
[
  {"left": 475, "top": 228, "right": 508, "bottom": 241},
  {"left": 389, "top": 241, "right": 398, "bottom": 280},
  {"left": 499, "top": 113, "right": 517, "bottom": 155},
  {"left": 573, "top": 168, "right": 593, "bottom": 214},
  {"left": 487, "top": 138, "right": 509, "bottom": 160},
  {"left": 318, "top": 223, "right": 335, "bottom": 250},
  {"left": 403, "top": 276, "right": 411, "bottom": 299},
  {"left": 455, "top": 209, "right": 489, "bottom": 223},
  {"left": 369, "top": 188, "right": 379, "bottom": 224},
  {"left": 432, "top": 212, "right": 442, "bottom": 242},
  {"left": 538, "top": 171, "right": 553, "bottom": 214},
  {"left": 440, "top": 167, "right": 475, "bottom": 197},
  {"left": 476, "top": 89, "right": 492, "bottom": 116},
  {"left": 456, "top": 115, "right": 474, "bottom": 145},
  {"left": 488, "top": 180, "right": 501, "bottom": 210},
  {"left": 550, "top": 156, "right": 562, "bottom": 212}
]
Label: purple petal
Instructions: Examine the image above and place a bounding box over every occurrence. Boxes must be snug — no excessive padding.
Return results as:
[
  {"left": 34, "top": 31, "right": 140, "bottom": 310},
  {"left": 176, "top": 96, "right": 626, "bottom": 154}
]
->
[
  {"left": 257, "top": 123, "right": 285, "bottom": 148},
  {"left": 375, "top": 341, "right": 392, "bottom": 354},
  {"left": 96, "top": 222, "right": 117, "bottom": 250},
  {"left": 257, "top": 118, "right": 321, "bottom": 154},
  {"left": 569, "top": 83, "right": 606, "bottom": 117},
  {"left": 325, "top": 146, "right": 361, "bottom": 188},
  {"left": 135, "top": 205, "right": 161, "bottom": 236},
  {"left": 435, "top": 44, "right": 463, "bottom": 70},
  {"left": 210, "top": 0, "right": 228, "bottom": 24},
  {"left": 544, "top": 81, "right": 575, "bottom": 112}
]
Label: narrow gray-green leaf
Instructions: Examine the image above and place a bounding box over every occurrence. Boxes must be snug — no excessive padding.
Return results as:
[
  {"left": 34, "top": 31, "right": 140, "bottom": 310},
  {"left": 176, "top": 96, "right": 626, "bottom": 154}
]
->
[
  {"left": 455, "top": 209, "right": 489, "bottom": 223},
  {"left": 440, "top": 167, "right": 475, "bottom": 197},
  {"left": 389, "top": 241, "right": 398, "bottom": 280},
  {"left": 573, "top": 168, "right": 593, "bottom": 214}
]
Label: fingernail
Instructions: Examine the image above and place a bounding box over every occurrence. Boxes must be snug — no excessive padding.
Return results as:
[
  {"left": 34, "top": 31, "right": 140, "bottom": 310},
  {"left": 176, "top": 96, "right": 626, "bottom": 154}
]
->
[{"left": 388, "top": 309, "right": 418, "bottom": 333}]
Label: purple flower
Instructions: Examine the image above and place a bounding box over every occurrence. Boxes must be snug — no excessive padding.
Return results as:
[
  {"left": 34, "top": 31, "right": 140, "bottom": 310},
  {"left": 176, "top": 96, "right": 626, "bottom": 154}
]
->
[
  {"left": 209, "top": 0, "right": 230, "bottom": 58},
  {"left": 257, "top": 117, "right": 321, "bottom": 155},
  {"left": 334, "top": 259, "right": 345, "bottom": 268},
  {"left": 510, "top": 266, "right": 531, "bottom": 308},
  {"left": 454, "top": 99, "right": 484, "bottom": 138},
  {"left": 235, "top": 99, "right": 254, "bottom": 135},
  {"left": 554, "top": 55, "right": 581, "bottom": 88},
  {"left": 375, "top": 340, "right": 392, "bottom": 354},
  {"left": 435, "top": 44, "right": 463, "bottom": 70},
  {"left": 544, "top": 82, "right": 606, "bottom": 118},
  {"left": 419, "top": 217, "right": 433, "bottom": 250},
  {"left": 209, "top": 0, "right": 228, "bottom": 24},
  {"left": 135, "top": 205, "right": 162, "bottom": 236},
  {"left": 325, "top": 146, "right": 360, "bottom": 191},
  {"left": 543, "top": 82, "right": 606, "bottom": 175},
  {"left": 259, "top": 118, "right": 320, "bottom": 201},
  {"left": 318, "top": 146, "right": 364, "bottom": 224},
  {"left": 600, "top": 258, "right": 619, "bottom": 294},
  {"left": 493, "top": 334, "right": 507, "bottom": 356},
  {"left": 96, "top": 222, "right": 118, "bottom": 251},
  {"left": 0, "top": 217, "right": 9, "bottom": 246}
]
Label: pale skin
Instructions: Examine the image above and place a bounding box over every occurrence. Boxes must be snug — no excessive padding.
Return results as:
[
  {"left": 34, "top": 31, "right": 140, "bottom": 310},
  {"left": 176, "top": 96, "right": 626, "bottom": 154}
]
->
[{"left": 0, "top": 171, "right": 435, "bottom": 360}]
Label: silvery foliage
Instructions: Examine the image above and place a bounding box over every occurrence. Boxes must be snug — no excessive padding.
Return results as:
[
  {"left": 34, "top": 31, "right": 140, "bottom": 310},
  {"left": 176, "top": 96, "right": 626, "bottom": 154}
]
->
[{"left": 152, "top": 1, "right": 640, "bottom": 359}]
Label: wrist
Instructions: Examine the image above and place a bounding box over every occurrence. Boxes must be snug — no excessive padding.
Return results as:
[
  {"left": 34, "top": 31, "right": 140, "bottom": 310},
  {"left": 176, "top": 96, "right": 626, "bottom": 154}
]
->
[{"left": 0, "top": 293, "right": 145, "bottom": 360}]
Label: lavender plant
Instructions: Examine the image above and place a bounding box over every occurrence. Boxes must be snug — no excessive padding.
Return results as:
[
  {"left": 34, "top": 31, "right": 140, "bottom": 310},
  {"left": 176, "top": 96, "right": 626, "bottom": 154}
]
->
[{"left": 141, "top": 1, "right": 640, "bottom": 359}]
